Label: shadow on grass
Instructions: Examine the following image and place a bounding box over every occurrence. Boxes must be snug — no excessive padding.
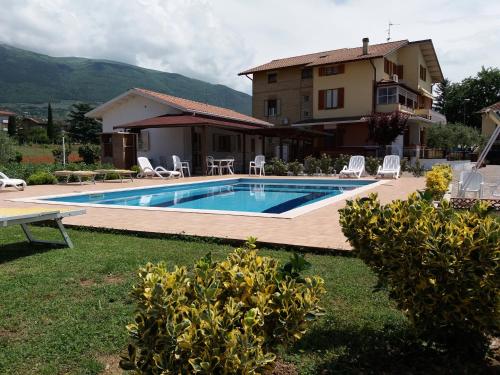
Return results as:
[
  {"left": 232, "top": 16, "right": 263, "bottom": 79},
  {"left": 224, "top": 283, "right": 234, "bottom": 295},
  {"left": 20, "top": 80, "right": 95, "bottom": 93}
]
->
[
  {"left": 0, "top": 242, "right": 61, "bottom": 264},
  {"left": 292, "top": 319, "right": 494, "bottom": 374}
]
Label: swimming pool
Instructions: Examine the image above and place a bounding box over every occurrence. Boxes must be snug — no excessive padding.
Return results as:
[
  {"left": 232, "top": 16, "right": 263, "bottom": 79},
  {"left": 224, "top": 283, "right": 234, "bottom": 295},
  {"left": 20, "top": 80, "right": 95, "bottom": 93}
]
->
[{"left": 22, "top": 178, "right": 380, "bottom": 218}]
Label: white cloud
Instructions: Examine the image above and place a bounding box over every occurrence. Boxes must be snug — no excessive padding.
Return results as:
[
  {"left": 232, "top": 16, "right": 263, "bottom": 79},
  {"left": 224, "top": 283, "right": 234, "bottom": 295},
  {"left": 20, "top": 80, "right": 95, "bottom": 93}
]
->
[{"left": 0, "top": 0, "right": 499, "bottom": 94}]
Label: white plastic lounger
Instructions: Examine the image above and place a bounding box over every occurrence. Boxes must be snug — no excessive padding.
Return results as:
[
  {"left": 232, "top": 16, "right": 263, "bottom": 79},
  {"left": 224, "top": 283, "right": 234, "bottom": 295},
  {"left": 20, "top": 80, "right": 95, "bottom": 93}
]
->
[
  {"left": 0, "top": 207, "right": 85, "bottom": 248},
  {"left": 339, "top": 156, "right": 365, "bottom": 178},
  {"left": 458, "top": 171, "right": 484, "bottom": 198},
  {"left": 137, "top": 157, "right": 180, "bottom": 179},
  {"left": 0, "top": 172, "right": 27, "bottom": 191},
  {"left": 377, "top": 155, "right": 401, "bottom": 179}
]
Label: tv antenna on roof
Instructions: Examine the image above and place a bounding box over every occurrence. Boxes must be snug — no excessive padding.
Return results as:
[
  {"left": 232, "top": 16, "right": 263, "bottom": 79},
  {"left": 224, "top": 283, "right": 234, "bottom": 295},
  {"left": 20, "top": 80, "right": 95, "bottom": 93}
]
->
[{"left": 386, "top": 21, "right": 399, "bottom": 42}]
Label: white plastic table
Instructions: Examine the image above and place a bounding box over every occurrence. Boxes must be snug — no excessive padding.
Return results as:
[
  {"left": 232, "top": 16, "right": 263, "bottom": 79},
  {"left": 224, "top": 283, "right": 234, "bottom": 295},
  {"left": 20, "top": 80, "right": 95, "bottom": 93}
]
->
[{"left": 213, "top": 158, "right": 235, "bottom": 175}]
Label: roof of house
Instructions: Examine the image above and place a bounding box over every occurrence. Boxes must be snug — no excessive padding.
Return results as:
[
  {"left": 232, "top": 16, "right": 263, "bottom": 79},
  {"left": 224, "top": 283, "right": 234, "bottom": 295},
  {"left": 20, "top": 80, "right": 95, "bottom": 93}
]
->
[
  {"left": 0, "top": 110, "right": 16, "bottom": 117},
  {"left": 239, "top": 38, "right": 443, "bottom": 82},
  {"left": 478, "top": 101, "right": 500, "bottom": 113},
  {"left": 114, "top": 114, "right": 266, "bottom": 131},
  {"left": 86, "top": 88, "right": 272, "bottom": 127}
]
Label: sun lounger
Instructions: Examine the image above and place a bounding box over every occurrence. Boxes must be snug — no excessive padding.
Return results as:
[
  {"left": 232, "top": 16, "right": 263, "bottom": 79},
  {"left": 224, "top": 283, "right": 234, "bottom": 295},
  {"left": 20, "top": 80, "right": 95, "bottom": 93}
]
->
[
  {"left": 0, "top": 172, "right": 27, "bottom": 191},
  {"left": 94, "top": 169, "right": 136, "bottom": 182},
  {"left": 54, "top": 170, "right": 98, "bottom": 184},
  {"left": 339, "top": 156, "right": 365, "bottom": 178},
  {"left": 377, "top": 155, "right": 401, "bottom": 179},
  {"left": 137, "top": 157, "right": 180, "bottom": 178},
  {"left": 0, "top": 207, "right": 85, "bottom": 248}
]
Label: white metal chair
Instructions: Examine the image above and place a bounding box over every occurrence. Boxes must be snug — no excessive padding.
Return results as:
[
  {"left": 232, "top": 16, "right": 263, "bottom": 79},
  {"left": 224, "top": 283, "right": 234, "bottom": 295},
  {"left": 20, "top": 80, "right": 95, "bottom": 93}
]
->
[
  {"left": 172, "top": 155, "right": 191, "bottom": 177},
  {"left": 137, "top": 157, "right": 180, "bottom": 179},
  {"left": 206, "top": 156, "right": 219, "bottom": 175},
  {"left": 0, "top": 171, "right": 27, "bottom": 191},
  {"left": 339, "top": 156, "right": 365, "bottom": 178},
  {"left": 377, "top": 155, "right": 401, "bottom": 179},
  {"left": 458, "top": 171, "right": 484, "bottom": 198},
  {"left": 249, "top": 155, "right": 266, "bottom": 176}
]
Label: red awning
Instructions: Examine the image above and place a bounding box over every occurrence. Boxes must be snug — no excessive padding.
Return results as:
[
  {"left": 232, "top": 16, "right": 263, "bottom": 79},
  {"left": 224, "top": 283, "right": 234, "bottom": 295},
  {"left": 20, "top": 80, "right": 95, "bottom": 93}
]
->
[{"left": 114, "top": 114, "right": 268, "bottom": 131}]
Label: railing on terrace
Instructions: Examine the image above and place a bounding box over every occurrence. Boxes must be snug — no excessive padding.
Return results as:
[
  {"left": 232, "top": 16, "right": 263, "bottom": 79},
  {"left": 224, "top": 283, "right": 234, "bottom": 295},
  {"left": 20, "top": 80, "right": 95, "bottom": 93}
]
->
[{"left": 403, "top": 146, "right": 474, "bottom": 160}]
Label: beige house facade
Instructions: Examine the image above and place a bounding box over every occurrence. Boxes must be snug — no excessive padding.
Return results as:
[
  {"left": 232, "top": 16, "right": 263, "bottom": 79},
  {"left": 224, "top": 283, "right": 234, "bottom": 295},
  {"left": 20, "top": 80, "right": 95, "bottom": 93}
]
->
[{"left": 240, "top": 38, "right": 446, "bottom": 159}]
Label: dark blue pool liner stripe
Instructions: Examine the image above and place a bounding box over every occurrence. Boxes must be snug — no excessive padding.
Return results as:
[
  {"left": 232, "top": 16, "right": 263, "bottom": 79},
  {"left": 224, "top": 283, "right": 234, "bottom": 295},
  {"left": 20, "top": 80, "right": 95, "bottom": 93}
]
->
[
  {"left": 262, "top": 192, "right": 330, "bottom": 214},
  {"left": 149, "top": 188, "right": 237, "bottom": 208}
]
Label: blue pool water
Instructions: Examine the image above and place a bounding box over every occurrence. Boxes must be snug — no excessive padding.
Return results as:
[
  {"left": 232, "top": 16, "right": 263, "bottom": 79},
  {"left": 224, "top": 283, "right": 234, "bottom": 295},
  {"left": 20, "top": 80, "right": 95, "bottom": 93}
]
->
[{"left": 42, "top": 178, "right": 376, "bottom": 215}]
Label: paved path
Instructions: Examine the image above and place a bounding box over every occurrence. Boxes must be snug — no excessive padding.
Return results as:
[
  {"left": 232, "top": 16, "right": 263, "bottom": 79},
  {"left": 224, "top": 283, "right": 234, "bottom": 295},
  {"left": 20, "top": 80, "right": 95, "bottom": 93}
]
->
[
  {"left": 0, "top": 175, "right": 424, "bottom": 251},
  {"left": 451, "top": 164, "right": 500, "bottom": 198}
]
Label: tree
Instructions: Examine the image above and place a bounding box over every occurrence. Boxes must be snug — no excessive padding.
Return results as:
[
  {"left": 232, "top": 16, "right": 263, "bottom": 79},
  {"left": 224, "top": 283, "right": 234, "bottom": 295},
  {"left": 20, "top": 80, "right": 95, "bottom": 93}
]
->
[
  {"left": 47, "top": 102, "right": 55, "bottom": 142},
  {"left": 367, "top": 111, "right": 410, "bottom": 146},
  {"left": 67, "top": 103, "right": 101, "bottom": 144},
  {"left": 7, "top": 116, "right": 16, "bottom": 137},
  {"left": 433, "top": 78, "right": 450, "bottom": 114},
  {"left": 435, "top": 67, "right": 500, "bottom": 128},
  {"left": 426, "top": 123, "right": 484, "bottom": 151},
  {"left": 0, "top": 131, "right": 16, "bottom": 163}
]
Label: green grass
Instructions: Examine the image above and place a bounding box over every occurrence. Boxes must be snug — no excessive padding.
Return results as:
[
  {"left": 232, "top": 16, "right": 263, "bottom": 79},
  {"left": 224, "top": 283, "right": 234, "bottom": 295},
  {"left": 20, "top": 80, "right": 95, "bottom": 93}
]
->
[{"left": 0, "top": 226, "right": 492, "bottom": 374}]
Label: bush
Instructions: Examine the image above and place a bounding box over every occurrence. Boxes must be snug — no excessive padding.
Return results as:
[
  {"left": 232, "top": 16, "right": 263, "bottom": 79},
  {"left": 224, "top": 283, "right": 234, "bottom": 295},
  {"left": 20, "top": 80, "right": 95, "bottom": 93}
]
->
[
  {"left": 365, "top": 156, "right": 381, "bottom": 175},
  {"left": 287, "top": 160, "right": 303, "bottom": 176},
  {"left": 339, "top": 194, "right": 500, "bottom": 355},
  {"left": 120, "top": 239, "right": 325, "bottom": 373},
  {"left": 304, "top": 155, "right": 320, "bottom": 175},
  {"left": 14, "top": 152, "right": 23, "bottom": 163},
  {"left": 52, "top": 144, "right": 73, "bottom": 164},
  {"left": 78, "top": 144, "right": 101, "bottom": 164},
  {"left": 410, "top": 159, "right": 425, "bottom": 177},
  {"left": 400, "top": 157, "right": 410, "bottom": 172},
  {"left": 0, "top": 131, "right": 16, "bottom": 164},
  {"left": 319, "top": 153, "right": 333, "bottom": 174},
  {"left": 27, "top": 171, "right": 57, "bottom": 185},
  {"left": 425, "top": 164, "right": 453, "bottom": 199},
  {"left": 333, "top": 154, "right": 351, "bottom": 173},
  {"left": 264, "top": 158, "right": 288, "bottom": 176}
]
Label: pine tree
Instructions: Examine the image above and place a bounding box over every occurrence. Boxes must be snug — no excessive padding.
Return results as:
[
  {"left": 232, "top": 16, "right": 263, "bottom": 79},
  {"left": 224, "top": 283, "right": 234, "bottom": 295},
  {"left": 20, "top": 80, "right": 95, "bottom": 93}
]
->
[
  {"left": 7, "top": 116, "right": 16, "bottom": 137},
  {"left": 47, "top": 102, "right": 55, "bottom": 142}
]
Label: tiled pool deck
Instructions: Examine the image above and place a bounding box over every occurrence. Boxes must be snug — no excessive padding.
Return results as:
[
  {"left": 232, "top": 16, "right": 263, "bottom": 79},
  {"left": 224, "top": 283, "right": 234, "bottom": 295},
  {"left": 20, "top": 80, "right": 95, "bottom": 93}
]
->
[{"left": 1, "top": 175, "right": 424, "bottom": 251}]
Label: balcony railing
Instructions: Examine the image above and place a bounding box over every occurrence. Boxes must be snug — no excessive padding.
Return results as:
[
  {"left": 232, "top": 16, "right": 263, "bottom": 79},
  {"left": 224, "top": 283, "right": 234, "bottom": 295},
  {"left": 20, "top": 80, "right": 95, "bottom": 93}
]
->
[{"left": 414, "top": 108, "right": 447, "bottom": 124}]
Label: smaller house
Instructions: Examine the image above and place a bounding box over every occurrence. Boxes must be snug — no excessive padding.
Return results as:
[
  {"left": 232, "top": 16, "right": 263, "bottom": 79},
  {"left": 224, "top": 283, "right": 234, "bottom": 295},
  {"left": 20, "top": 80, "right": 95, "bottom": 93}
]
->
[
  {"left": 0, "top": 110, "right": 16, "bottom": 132},
  {"left": 479, "top": 101, "right": 500, "bottom": 143}
]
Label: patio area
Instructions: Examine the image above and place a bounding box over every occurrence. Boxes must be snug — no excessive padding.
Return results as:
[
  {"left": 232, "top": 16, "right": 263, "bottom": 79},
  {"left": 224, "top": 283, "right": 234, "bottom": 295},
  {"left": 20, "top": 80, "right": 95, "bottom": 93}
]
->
[{"left": 1, "top": 175, "right": 425, "bottom": 250}]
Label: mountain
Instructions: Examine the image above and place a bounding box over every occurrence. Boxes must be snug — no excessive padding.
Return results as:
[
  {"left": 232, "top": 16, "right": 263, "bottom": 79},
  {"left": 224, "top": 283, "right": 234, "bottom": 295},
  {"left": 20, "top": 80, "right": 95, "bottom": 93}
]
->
[{"left": 0, "top": 44, "right": 251, "bottom": 118}]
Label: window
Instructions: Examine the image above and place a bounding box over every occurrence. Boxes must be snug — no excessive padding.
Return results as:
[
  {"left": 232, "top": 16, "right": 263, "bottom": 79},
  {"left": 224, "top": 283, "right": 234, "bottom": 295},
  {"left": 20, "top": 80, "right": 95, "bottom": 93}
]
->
[
  {"left": 214, "top": 134, "right": 231, "bottom": 152},
  {"left": 301, "top": 68, "right": 312, "bottom": 79},
  {"left": 318, "top": 88, "right": 344, "bottom": 110},
  {"left": 267, "top": 72, "right": 277, "bottom": 83},
  {"left": 384, "top": 58, "right": 403, "bottom": 79},
  {"left": 419, "top": 65, "right": 427, "bottom": 81},
  {"left": 318, "top": 64, "right": 345, "bottom": 76},
  {"left": 303, "top": 95, "right": 310, "bottom": 102},
  {"left": 377, "top": 86, "right": 397, "bottom": 105},
  {"left": 138, "top": 130, "right": 150, "bottom": 151},
  {"left": 303, "top": 110, "right": 310, "bottom": 118},
  {"left": 264, "top": 99, "right": 280, "bottom": 117}
]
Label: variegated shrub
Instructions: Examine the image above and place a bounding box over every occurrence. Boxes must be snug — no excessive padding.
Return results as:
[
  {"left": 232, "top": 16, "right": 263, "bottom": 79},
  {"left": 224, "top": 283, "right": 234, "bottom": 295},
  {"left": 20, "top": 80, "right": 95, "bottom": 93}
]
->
[
  {"left": 120, "top": 239, "right": 325, "bottom": 374},
  {"left": 339, "top": 193, "right": 499, "bottom": 354}
]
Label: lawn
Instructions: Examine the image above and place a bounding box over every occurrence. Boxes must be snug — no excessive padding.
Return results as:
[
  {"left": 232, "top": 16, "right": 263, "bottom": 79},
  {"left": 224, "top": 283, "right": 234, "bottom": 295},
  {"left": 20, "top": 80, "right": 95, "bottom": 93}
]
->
[
  {"left": 0, "top": 226, "right": 493, "bottom": 374},
  {"left": 14, "top": 144, "right": 80, "bottom": 163}
]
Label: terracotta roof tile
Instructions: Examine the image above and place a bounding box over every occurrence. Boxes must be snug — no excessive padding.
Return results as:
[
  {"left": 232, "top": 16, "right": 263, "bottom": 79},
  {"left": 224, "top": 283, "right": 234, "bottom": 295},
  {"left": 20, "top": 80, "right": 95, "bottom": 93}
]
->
[
  {"left": 239, "top": 40, "right": 409, "bottom": 75},
  {"left": 134, "top": 88, "right": 271, "bottom": 127},
  {"left": 0, "top": 110, "right": 16, "bottom": 116},
  {"left": 479, "top": 101, "right": 500, "bottom": 113}
]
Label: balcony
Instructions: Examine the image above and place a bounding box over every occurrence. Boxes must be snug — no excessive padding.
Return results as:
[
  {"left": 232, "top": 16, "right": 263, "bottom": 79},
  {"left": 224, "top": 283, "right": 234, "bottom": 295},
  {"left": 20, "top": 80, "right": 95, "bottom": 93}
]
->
[{"left": 414, "top": 108, "right": 447, "bottom": 124}]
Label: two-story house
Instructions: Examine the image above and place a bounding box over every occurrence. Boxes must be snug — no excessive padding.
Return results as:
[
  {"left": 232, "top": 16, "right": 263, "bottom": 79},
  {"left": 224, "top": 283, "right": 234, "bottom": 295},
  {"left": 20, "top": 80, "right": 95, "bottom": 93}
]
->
[{"left": 239, "top": 38, "right": 445, "bottom": 159}]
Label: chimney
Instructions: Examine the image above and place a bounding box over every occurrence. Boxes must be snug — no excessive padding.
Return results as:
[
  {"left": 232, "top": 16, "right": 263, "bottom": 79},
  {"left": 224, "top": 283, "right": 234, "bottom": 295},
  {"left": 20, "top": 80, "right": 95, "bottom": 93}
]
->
[{"left": 362, "top": 37, "right": 369, "bottom": 55}]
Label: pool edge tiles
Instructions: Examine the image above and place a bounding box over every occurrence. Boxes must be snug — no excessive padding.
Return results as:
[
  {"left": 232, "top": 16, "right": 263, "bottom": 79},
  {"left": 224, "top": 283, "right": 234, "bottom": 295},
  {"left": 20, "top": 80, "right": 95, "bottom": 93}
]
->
[{"left": 11, "top": 177, "right": 385, "bottom": 219}]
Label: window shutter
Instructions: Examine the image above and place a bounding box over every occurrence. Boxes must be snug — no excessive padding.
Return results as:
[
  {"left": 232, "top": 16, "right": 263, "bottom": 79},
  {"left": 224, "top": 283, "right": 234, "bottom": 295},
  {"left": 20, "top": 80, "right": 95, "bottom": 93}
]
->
[
  {"left": 276, "top": 100, "right": 281, "bottom": 116},
  {"left": 384, "top": 59, "right": 389, "bottom": 74},
  {"left": 338, "top": 64, "right": 345, "bottom": 74},
  {"left": 264, "top": 100, "right": 268, "bottom": 116},
  {"left": 397, "top": 65, "right": 404, "bottom": 79},
  {"left": 337, "top": 88, "right": 344, "bottom": 108},
  {"left": 319, "top": 67, "right": 325, "bottom": 76},
  {"left": 318, "top": 90, "right": 325, "bottom": 110}
]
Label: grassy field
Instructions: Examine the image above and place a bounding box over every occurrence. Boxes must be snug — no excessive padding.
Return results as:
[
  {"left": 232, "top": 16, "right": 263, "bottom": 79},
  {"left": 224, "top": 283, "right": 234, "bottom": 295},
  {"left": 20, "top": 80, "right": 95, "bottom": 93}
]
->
[
  {"left": 14, "top": 144, "right": 80, "bottom": 163},
  {"left": 0, "top": 226, "right": 493, "bottom": 374}
]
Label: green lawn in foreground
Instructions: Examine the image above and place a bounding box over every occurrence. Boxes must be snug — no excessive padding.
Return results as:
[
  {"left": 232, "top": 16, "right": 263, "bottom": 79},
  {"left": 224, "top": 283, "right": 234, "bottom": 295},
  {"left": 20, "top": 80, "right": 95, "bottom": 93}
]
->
[{"left": 0, "top": 226, "right": 492, "bottom": 374}]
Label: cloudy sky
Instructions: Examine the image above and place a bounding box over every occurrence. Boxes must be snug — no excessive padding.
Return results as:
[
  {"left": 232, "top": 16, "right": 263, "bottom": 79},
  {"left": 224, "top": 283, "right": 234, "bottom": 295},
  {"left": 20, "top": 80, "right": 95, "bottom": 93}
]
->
[{"left": 0, "top": 0, "right": 499, "bottom": 94}]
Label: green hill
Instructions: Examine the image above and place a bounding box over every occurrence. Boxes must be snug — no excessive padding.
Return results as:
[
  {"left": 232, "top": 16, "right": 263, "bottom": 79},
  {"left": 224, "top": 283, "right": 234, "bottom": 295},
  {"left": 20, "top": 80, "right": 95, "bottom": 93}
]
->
[{"left": 0, "top": 44, "right": 251, "bottom": 118}]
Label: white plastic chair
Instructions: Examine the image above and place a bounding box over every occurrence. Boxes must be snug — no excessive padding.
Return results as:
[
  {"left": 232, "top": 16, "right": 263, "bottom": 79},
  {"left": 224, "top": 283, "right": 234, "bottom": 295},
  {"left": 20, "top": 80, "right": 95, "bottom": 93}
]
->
[
  {"left": 458, "top": 171, "right": 484, "bottom": 198},
  {"left": 377, "top": 155, "right": 401, "bottom": 179},
  {"left": 249, "top": 155, "right": 266, "bottom": 176},
  {"left": 172, "top": 155, "right": 191, "bottom": 177},
  {"left": 219, "top": 159, "right": 235, "bottom": 175},
  {"left": 206, "top": 156, "right": 219, "bottom": 175},
  {"left": 0, "top": 172, "right": 27, "bottom": 191},
  {"left": 339, "top": 156, "right": 365, "bottom": 178},
  {"left": 137, "top": 157, "right": 180, "bottom": 179}
]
